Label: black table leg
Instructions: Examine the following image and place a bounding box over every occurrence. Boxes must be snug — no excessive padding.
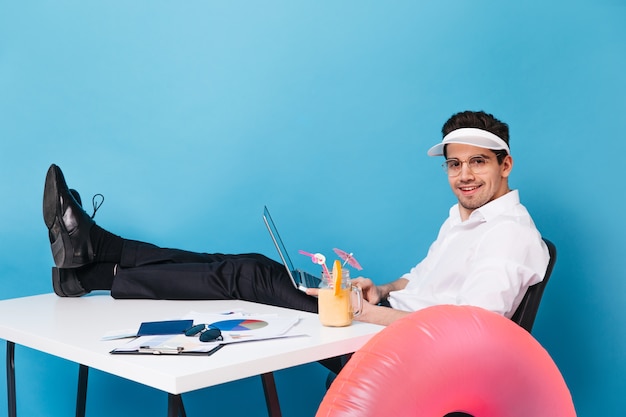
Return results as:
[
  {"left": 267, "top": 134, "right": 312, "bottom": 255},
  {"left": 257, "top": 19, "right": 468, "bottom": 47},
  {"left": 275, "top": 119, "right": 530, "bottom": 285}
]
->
[
  {"left": 167, "top": 393, "right": 186, "bottom": 417},
  {"left": 6, "top": 341, "right": 16, "bottom": 417},
  {"left": 6, "top": 342, "right": 91, "bottom": 417},
  {"left": 76, "top": 365, "right": 89, "bottom": 417},
  {"left": 261, "top": 372, "right": 282, "bottom": 417}
]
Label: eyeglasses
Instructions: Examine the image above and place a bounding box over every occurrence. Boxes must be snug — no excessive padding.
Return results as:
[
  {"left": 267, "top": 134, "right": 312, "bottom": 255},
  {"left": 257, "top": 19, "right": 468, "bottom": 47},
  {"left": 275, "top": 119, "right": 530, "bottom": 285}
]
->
[
  {"left": 184, "top": 324, "right": 223, "bottom": 342},
  {"left": 442, "top": 155, "right": 492, "bottom": 177}
]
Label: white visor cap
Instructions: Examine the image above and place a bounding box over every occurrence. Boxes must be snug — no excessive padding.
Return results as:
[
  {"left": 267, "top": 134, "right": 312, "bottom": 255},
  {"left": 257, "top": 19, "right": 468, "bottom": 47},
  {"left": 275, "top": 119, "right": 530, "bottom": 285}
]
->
[{"left": 427, "top": 128, "right": 510, "bottom": 157}]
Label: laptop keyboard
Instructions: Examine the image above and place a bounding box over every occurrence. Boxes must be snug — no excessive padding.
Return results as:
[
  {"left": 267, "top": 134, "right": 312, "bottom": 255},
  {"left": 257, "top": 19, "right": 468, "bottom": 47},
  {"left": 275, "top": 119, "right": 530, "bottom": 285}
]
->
[{"left": 298, "top": 271, "right": 321, "bottom": 288}]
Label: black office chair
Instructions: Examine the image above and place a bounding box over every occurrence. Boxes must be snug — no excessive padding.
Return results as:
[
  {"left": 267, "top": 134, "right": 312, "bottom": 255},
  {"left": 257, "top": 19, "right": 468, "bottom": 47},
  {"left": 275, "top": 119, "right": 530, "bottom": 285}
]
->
[{"left": 510, "top": 238, "right": 557, "bottom": 333}]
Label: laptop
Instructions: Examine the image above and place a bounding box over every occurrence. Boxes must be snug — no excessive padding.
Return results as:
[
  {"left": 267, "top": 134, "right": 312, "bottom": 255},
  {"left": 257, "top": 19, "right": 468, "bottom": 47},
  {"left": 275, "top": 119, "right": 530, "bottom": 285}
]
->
[{"left": 262, "top": 206, "right": 322, "bottom": 291}]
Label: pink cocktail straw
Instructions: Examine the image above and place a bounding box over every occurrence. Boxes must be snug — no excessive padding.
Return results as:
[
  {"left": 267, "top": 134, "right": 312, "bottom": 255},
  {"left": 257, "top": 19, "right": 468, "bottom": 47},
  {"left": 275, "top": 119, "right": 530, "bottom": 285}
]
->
[{"left": 298, "top": 250, "right": 332, "bottom": 282}]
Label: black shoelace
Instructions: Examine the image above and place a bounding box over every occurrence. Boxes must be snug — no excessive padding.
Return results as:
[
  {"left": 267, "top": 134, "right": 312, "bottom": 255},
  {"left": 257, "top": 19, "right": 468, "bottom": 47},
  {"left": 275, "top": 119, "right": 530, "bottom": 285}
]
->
[{"left": 90, "top": 194, "right": 104, "bottom": 219}]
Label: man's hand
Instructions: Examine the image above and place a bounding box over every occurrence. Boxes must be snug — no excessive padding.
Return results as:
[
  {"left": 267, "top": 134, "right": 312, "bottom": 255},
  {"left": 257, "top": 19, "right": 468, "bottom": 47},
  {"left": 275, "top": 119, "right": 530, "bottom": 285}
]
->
[
  {"left": 350, "top": 277, "right": 382, "bottom": 304},
  {"left": 355, "top": 302, "right": 411, "bottom": 326}
]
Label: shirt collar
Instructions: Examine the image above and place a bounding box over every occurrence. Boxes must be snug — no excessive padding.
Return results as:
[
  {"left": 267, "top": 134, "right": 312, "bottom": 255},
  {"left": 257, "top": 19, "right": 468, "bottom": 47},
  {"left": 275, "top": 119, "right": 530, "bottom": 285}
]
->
[{"left": 449, "top": 189, "right": 520, "bottom": 225}]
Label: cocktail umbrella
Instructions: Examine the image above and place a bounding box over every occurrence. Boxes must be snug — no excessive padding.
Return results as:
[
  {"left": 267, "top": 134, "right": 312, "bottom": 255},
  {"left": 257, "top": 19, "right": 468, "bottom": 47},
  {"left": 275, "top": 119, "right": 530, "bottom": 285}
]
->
[{"left": 333, "top": 248, "right": 363, "bottom": 270}]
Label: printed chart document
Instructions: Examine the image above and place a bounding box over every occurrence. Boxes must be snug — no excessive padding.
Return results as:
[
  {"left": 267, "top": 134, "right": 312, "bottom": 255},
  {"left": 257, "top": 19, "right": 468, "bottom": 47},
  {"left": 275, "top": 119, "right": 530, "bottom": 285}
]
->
[{"left": 110, "top": 310, "right": 306, "bottom": 355}]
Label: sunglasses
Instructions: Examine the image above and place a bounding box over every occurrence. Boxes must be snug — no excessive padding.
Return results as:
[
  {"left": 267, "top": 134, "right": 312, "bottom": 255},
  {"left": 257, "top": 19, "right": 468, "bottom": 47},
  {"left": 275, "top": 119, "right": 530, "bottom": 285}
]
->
[{"left": 184, "top": 324, "right": 223, "bottom": 342}]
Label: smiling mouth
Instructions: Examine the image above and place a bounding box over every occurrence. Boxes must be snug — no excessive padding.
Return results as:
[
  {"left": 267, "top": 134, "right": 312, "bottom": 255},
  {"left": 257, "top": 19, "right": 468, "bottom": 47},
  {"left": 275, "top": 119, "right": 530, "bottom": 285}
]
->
[{"left": 459, "top": 185, "right": 481, "bottom": 193}]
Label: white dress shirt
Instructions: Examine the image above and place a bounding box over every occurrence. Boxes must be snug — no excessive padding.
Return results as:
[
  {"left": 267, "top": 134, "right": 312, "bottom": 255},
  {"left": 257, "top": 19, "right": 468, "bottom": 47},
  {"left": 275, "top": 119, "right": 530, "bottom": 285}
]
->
[{"left": 388, "top": 190, "right": 550, "bottom": 318}]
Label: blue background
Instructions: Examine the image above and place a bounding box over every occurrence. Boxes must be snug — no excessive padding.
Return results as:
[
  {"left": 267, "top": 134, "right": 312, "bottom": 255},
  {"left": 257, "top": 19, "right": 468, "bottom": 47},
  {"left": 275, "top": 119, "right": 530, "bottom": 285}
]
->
[{"left": 1, "top": 1, "right": 624, "bottom": 416}]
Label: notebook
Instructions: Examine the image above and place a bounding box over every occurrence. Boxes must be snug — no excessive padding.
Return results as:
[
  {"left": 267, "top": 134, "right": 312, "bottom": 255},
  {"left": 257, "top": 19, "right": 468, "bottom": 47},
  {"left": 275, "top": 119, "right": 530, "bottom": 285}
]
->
[{"left": 262, "top": 206, "right": 322, "bottom": 291}]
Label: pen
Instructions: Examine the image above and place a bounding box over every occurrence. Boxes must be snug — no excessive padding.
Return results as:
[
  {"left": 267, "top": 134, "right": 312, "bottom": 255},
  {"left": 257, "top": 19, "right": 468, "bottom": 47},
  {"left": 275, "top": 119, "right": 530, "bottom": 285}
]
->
[{"left": 139, "top": 346, "right": 184, "bottom": 355}]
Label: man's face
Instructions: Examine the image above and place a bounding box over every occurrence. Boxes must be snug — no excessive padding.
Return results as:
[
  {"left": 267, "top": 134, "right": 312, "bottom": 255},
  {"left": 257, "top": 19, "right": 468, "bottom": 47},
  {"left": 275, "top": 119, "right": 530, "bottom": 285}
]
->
[{"left": 445, "top": 143, "right": 513, "bottom": 220}]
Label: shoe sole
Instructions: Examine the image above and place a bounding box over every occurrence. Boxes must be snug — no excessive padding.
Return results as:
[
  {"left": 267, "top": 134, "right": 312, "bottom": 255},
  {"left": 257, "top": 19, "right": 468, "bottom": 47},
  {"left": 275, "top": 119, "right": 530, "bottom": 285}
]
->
[
  {"left": 51, "top": 267, "right": 87, "bottom": 297},
  {"left": 51, "top": 266, "right": 67, "bottom": 296},
  {"left": 43, "top": 164, "right": 61, "bottom": 230},
  {"left": 43, "top": 165, "right": 82, "bottom": 268}
]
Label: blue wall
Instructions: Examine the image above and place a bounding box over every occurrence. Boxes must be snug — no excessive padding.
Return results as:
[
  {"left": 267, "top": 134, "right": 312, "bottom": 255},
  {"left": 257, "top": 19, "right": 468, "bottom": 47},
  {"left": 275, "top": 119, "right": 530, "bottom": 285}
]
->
[{"left": 1, "top": 1, "right": 624, "bottom": 416}]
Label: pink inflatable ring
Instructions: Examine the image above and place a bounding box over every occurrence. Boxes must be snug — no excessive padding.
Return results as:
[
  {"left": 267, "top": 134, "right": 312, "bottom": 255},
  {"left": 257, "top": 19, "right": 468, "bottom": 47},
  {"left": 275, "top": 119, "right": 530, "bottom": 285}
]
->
[{"left": 317, "top": 305, "right": 576, "bottom": 417}]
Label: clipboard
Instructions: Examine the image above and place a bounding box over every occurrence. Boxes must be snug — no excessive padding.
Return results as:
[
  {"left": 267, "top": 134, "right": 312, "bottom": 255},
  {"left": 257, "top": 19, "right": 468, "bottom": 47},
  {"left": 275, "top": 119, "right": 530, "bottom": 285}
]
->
[
  {"left": 110, "top": 343, "right": 224, "bottom": 356},
  {"left": 110, "top": 333, "right": 225, "bottom": 356}
]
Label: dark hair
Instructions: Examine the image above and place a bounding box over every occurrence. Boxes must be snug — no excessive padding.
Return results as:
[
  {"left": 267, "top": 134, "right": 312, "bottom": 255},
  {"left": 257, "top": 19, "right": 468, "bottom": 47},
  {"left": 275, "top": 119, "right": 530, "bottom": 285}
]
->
[{"left": 441, "top": 111, "right": 510, "bottom": 163}]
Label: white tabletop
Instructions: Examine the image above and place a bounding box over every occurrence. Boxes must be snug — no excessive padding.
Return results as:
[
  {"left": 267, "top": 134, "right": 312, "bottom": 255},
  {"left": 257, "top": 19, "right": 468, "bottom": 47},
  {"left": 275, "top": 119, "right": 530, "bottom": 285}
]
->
[{"left": 0, "top": 293, "right": 383, "bottom": 395}]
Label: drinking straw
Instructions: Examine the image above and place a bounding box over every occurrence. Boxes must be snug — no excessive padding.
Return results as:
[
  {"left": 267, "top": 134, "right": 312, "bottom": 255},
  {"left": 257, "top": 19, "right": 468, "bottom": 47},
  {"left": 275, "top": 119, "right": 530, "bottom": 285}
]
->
[{"left": 298, "top": 250, "right": 332, "bottom": 283}]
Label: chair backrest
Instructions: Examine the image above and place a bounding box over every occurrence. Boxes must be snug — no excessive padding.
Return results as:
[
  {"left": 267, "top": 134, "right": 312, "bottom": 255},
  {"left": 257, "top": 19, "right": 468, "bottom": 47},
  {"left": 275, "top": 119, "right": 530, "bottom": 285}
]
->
[{"left": 510, "top": 238, "right": 557, "bottom": 333}]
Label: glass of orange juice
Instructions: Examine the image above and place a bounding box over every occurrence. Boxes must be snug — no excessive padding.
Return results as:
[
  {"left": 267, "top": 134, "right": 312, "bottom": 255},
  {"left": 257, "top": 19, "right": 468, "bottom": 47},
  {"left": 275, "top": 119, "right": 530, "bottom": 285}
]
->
[{"left": 318, "top": 269, "right": 363, "bottom": 327}]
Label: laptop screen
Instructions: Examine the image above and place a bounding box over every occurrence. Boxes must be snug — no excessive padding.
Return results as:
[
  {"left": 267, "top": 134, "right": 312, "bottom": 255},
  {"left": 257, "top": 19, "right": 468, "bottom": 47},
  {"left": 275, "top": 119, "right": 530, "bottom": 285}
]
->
[{"left": 262, "top": 206, "right": 298, "bottom": 280}]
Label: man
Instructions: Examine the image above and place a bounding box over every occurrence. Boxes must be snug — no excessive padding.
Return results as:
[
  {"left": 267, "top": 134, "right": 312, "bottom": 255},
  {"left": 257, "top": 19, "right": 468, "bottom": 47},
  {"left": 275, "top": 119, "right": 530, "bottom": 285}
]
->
[
  {"left": 44, "top": 110, "right": 549, "bottom": 327},
  {"left": 337, "top": 110, "right": 550, "bottom": 325}
]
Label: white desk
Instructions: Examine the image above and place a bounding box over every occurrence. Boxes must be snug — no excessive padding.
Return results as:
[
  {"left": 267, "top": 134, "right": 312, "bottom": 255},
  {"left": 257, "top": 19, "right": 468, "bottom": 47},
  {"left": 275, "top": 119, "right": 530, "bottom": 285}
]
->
[{"left": 0, "top": 293, "right": 383, "bottom": 417}]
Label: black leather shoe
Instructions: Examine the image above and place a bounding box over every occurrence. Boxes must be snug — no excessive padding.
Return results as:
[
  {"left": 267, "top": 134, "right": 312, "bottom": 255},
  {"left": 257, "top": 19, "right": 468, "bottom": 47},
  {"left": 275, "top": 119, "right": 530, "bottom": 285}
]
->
[
  {"left": 43, "top": 164, "right": 95, "bottom": 268},
  {"left": 52, "top": 267, "right": 88, "bottom": 297}
]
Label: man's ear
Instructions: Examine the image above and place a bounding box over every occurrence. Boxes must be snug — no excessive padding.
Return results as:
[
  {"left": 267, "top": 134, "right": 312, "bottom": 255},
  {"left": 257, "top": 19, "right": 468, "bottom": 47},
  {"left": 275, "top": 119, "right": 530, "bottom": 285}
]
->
[{"left": 501, "top": 155, "right": 513, "bottom": 178}]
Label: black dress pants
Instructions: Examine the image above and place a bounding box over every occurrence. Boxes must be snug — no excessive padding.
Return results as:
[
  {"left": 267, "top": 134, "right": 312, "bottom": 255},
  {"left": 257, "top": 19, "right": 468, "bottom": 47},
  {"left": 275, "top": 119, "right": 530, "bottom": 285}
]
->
[{"left": 110, "top": 240, "right": 318, "bottom": 313}]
